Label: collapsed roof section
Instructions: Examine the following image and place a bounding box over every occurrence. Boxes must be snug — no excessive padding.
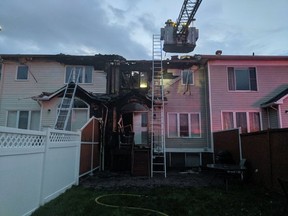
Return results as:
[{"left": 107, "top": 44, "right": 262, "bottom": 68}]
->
[
  {"left": 32, "top": 83, "right": 107, "bottom": 104},
  {"left": 32, "top": 83, "right": 151, "bottom": 107},
  {"left": 0, "top": 53, "right": 126, "bottom": 70}
]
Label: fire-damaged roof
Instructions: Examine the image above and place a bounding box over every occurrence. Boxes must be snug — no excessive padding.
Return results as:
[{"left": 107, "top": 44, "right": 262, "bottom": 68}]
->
[
  {"left": 32, "top": 83, "right": 106, "bottom": 104},
  {"left": 32, "top": 83, "right": 152, "bottom": 108},
  {"left": 0, "top": 54, "right": 126, "bottom": 70},
  {"left": 104, "top": 89, "right": 152, "bottom": 109}
]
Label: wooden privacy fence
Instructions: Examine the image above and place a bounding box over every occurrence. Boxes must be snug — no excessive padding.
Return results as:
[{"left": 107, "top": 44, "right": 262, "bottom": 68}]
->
[
  {"left": 0, "top": 126, "right": 81, "bottom": 216},
  {"left": 213, "top": 128, "right": 288, "bottom": 193},
  {"left": 79, "top": 117, "right": 101, "bottom": 177},
  {"left": 213, "top": 128, "right": 241, "bottom": 164},
  {"left": 241, "top": 128, "right": 288, "bottom": 192}
]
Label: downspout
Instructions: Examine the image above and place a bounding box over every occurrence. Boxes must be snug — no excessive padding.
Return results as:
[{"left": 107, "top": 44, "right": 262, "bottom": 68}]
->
[{"left": 100, "top": 104, "right": 109, "bottom": 171}]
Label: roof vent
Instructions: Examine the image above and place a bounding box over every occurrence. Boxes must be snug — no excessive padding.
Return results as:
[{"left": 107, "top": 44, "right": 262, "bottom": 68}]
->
[{"left": 215, "top": 50, "right": 222, "bottom": 55}]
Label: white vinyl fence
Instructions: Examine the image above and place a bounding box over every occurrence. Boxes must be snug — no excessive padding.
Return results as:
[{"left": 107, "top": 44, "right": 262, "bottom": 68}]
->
[{"left": 0, "top": 126, "right": 81, "bottom": 216}]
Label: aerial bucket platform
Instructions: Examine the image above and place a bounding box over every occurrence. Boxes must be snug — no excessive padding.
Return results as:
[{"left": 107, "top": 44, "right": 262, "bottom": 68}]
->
[
  {"left": 160, "top": 0, "right": 202, "bottom": 53},
  {"left": 161, "top": 20, "right": 199, "bottom": 53}
]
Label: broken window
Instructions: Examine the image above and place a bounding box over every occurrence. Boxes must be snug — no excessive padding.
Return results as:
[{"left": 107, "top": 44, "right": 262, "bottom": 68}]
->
[
  {"left": 181, "top": 69, "right": 194, "bottom": 85},
  {"left": 121, "top": 71, "right": 148, "bottom": 89},
  {"left": 140, "top": 72, "right": 148, "bottom": 88}
]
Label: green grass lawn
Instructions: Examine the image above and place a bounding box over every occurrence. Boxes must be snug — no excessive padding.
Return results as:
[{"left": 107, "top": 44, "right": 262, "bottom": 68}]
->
[{"left": 32, "top": 184, "right": 286, "bottom": 216}]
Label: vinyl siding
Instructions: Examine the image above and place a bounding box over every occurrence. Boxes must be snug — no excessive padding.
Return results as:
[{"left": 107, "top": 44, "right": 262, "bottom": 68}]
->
[
  {"left": 209, "top": 60, "right": 288, "bottom": 132},
  {"left": 0, "top": 60, "right": 106, "bottom": 128},
  {"left": 164, "top": 67, "right": 211, "bottom": 150}
]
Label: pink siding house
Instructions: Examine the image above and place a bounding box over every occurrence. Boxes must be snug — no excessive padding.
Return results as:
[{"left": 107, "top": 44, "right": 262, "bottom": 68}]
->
[{"left": 205, "top": 55, "right": 288, "bottom": 134}]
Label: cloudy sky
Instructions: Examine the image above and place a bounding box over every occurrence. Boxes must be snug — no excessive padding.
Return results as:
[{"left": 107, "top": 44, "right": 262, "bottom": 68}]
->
[{"left": 0, "top": 0, "right": 287, "bottom": 59}]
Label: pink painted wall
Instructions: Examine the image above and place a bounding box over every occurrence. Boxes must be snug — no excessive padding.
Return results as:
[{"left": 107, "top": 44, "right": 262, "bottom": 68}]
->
[
  {"left": 208, "top": 59, "right": 288, "bottom": 132},
  {"left": 164, "top": 67, "right": 211, "bottom": 149}
]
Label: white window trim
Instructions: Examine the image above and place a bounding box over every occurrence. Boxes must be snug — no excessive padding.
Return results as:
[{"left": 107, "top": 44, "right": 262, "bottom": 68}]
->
[
  {"left": 227, "top": 66, "right": 258, "bottom": 92},
  {"left": 6, "top": 110, "right": 41, "bottom": 130},
  {"left": 64, "top": 66, "right": 93, "bottom": 84},
  {"left": 167, "top": 112, "right": 201, "bottom": 138},
  {"left": 16, "top": 65, "right": 29, "bottom": 81},
  {"left": 221, "top": 110, "right": 262, "bottom": 133}
]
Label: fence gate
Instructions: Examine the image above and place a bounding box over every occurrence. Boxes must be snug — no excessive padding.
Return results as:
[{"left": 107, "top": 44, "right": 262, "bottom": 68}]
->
[{"left": 79, "top": 117, "right": 101, "bottom": 177}]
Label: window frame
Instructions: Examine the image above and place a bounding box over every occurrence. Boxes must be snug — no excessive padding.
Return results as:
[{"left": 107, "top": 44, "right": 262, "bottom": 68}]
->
[
  {"left": 65, "top": 66, "right": 93, "bottom": 84},
  {"left": 227, "top": 67, "right": 257, "bottom": 91},
  {"left": 16, "top": 65, "right": 29, "bottom": 81},
  {"left": 181, "top": 69, "right": 194, "bottom": 85},
  {"left": 221, "top": 110, "right": 261, "bottom": 133},
  {"left": 6, "top": 110, "right": 41, "bottom": 130},
  {"left": 57, "top": 98, "right": 90, "bottom": 131},
  {"left": 167, "top": 112, "right": 201, "bottom": 138}
]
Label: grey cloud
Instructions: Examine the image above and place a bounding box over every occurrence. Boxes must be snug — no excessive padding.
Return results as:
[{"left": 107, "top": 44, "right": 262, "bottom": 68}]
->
[{"left": 0, "top": 0, "right": 150, "bottom": 59}]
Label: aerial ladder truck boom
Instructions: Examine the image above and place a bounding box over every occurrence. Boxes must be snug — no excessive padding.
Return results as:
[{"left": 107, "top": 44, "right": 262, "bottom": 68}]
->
[{"left": 161, "top": 0, "right": 202, "bottom": 53}]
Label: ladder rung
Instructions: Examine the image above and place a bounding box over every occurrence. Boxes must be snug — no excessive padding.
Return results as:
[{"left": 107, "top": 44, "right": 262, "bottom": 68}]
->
[
  {"left": 152, "top": 171, "right": 166, "bottom": 174},
  {"left": 153, "top": 163, "right": 164, "bottom": 166}
]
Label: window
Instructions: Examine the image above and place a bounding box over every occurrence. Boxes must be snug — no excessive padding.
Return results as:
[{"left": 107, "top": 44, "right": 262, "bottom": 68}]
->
[
  {"left": 228, "top": 67, "right": 257, "bottom": 91},
  {"left": 181, "top": 69, "right": 194, "bottom": 85},
  {"left": 141, "top": 112, "right": 148, "bottom": 127},
  {"left": 65, "top": 66, "right": 93, "bottom": 84},
  {"left": 140, "top": 72, "right": 148, "bottom": 88},
  {"left": 222, "top": 111, "right": 261, "bottom": 133},
  {"left": 121, "top": 71, "right": 148, "bottom": 89},
  {"left": 168, "top": 112, "right": 201, "bottom": 138},
  {"left": 7, "top": 110, "right": 40, "bottom": 130},
  {"left": 17, "top": 65, "right": 28, "bottom": 80},
  {"left": 57, "top": 98, "right": 89, "bottom": 131}
]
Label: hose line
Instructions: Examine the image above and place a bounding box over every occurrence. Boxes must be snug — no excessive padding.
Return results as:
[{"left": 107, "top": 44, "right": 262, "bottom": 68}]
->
[{"left": 95, "top": 194, "right": 169, "bottom": 216}]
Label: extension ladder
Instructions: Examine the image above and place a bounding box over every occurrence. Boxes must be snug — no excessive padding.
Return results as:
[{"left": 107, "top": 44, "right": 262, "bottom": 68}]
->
[
  {"left": 54, "top": 69, "right": 81, "bottom": 130},
  {"left": 151, "top": 34, "right": 166, "bottom": 177}
]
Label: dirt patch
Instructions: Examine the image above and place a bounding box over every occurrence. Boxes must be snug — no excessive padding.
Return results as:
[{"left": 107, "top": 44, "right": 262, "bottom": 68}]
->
[{"left": 80, "top": 170, "right": 223, "bottom": 189}]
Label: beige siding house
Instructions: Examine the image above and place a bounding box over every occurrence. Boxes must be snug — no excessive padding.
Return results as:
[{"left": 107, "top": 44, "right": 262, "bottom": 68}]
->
[{"left": 0, "top": 55, "right": 109, "bottom": 131}]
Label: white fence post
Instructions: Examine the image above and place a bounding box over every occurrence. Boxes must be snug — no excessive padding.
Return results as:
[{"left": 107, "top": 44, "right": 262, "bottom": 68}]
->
[{"left": 39, "top": 128, "right": 50, "bottom": 206}]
